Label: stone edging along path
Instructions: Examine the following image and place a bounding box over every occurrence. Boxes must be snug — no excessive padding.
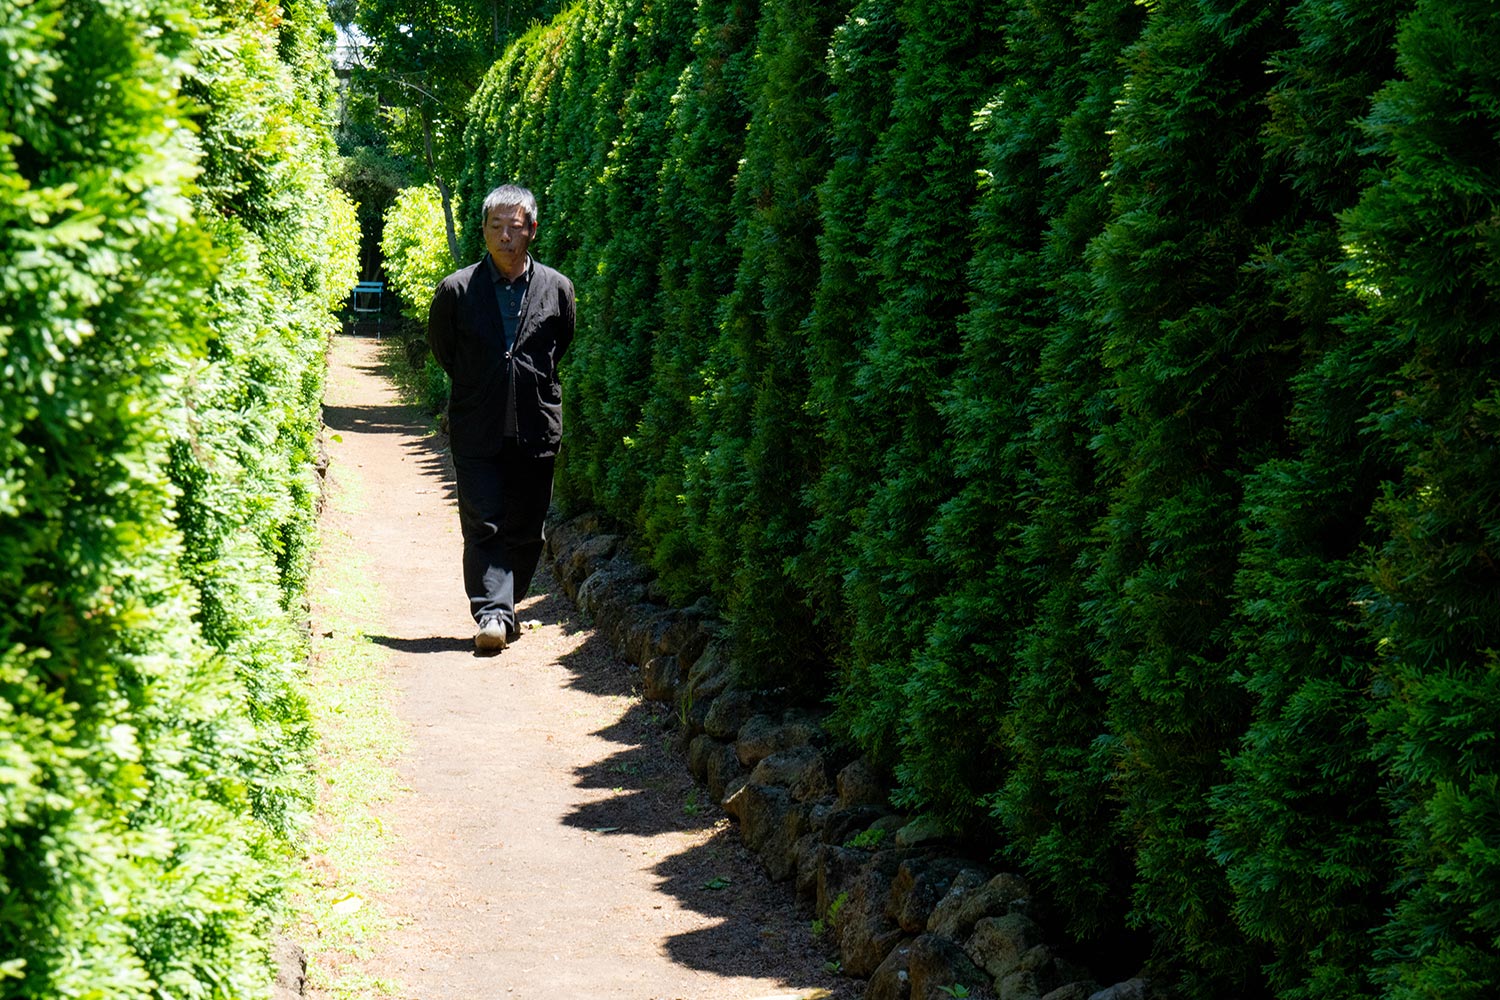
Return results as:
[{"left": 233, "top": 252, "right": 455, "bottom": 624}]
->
[{"left": 546, "top": 513, "right": 1157, "bottom": 1000}]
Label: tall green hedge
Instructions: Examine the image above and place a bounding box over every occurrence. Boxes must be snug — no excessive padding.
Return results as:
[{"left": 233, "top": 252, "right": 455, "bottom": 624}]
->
[
  {"left": 796, "top": 0, "right": 901, "bottom": 675},
  {"left": 0, "top": 0, "right": 356, "bottom": 994},
  {"left": 694, "top": 0, "right": 844, "bottom": 690},
  {"left": 1207, "top": 2, "right": 1408, "bottom": 996},
  {"left": 824, "top": 0, "right": 1008, "bottom": 795},
  {"left": 637, "top": 0, "right": 760, "bottom": 602},
  {"left": 439, "top": 0, "right": 1500, "bottom": 992},
  {"left": 1086, "top": 2, "right": 1304, "bottom": 989},
  {"left": 1345, "top": 2, "right": 1500, "bottom": 995},
  {"left": 972, "top": 0, "right": 1143, "bottom": 945}
]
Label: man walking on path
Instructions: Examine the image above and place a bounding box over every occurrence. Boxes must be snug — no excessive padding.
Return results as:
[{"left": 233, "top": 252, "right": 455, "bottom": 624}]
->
[{"left": 428, "top": 183, "right": 576, "bottom": 653}]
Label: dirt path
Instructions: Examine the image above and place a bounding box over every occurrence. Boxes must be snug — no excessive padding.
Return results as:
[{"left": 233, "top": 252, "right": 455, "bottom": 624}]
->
[{"left": 309, "top": 330, "right": 853, "bottom": 1000}]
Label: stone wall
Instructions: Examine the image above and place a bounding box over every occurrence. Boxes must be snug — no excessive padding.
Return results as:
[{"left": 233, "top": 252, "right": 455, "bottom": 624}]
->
[{"left": 547, "top": 513, "right": 1160, "bottom": 1000}]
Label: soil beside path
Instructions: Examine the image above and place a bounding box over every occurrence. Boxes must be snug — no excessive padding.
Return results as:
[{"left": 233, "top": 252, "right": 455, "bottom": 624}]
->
[{"left": 308, "top": 330, "right": 854, "bottom": 1000}]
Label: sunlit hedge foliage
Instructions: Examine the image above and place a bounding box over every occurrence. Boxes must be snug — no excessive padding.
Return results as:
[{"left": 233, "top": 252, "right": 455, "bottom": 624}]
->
[
  {"left": 380, "top": 182, "right": 457, "bottom": 411},
  {"left": 457, "top": 0, "right": 1498, "bottom": 994},
  {"left": 0, "top": 0, "right": 356, "bottom": 994},
  {"left": 380, "top": 184, "right": 456, "bottom": 323}
]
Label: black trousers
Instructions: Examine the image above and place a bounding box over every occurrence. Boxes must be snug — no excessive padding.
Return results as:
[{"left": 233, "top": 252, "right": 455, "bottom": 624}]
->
[{"left": 451, "top": 441, "right": 555, "bottom": 631}]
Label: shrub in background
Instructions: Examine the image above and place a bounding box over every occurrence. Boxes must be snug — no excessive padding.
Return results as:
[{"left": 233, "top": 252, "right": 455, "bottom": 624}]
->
[
  {"left": 636, "top": 0, "right": 761, "bottom": 604},
  {"left": 796, "top": 0, "right": 900, "bottom": 703},
  {"left": 690, "top": 0, "right": 842, "bottom": 693},
  {"left": 1207, "top": 1, "right": 1408, "bottom": 996},
  {"left": 826, "top": 0, "right": 1006, "bottom": 816},
  {"left": 381, "top": 182, "right": 456, "bottom": 413},
  {"left": 382, "top": 184, "right": 459, "bottom": 321},
  {"left": 960, "top": 0, "right": 1143, "bottom": 947}
]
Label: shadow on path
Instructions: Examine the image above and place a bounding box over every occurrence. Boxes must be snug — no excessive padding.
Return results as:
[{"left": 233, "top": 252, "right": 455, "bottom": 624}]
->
[
  {"left": 367, "top": 634, "right": 474, "bottom": 655},
  {"left": 324, "top": 345, "right": 459, "bottom": 508},
  {"left": 545, "top": 597, "right": 856, "bottom": 996}
]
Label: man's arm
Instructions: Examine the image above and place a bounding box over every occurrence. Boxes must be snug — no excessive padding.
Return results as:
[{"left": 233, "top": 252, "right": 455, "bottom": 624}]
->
[
  {"left": 427, "top": 278, "right": 456, "bottom": 375},
  {"left": 557, "top": 277, "right": 576, "bottom": 361}
]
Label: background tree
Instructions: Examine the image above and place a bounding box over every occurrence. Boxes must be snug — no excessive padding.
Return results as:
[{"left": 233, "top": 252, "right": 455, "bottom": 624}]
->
[
  {"left": 797, "top": 0, "right": 902, "bottom": 701},
  {"left": 333, "top": 0, "right": 565, "bottom": 270},
  {"left": 824, "top": 0, "right": 1006, "bottom": 802},
  {"left": 691, "top": 0, "right": 844, "bottom": 691},
  {"left": 636, "top": 0, "right": 762, "bottom": 601},
  {"left": 421, "top": 4, "right": 1500, "bottom": 991},
  {"left": 1086, "top": 0, "right": 1312, "bottom": 990},
  {"left": 973, "top": 0, "right": 1143, "bottom": 952}
]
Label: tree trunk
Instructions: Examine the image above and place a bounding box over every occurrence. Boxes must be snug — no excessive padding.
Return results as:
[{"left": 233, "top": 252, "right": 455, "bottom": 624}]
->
[{"left": 421, "top": 103, "right": 463, "bottom": 266}]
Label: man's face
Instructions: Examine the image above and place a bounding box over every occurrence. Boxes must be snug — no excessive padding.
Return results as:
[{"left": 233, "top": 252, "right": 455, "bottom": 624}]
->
[{"left": 484, "top": 204, "right": 535, "bottom": 273}]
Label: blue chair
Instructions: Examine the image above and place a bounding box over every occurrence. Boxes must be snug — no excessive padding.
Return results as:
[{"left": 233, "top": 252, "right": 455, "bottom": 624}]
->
[{"left": 351, "top": 280, "right": 384, "bottom": 338}]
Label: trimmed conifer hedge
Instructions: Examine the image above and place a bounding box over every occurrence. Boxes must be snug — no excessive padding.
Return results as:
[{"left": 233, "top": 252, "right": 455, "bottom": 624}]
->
[
  {"left": 426, "top": 0, "right": 1500, "bottom": 993},
  {"left": 0, "top": 0, "right": 357, "bottom": 994}
]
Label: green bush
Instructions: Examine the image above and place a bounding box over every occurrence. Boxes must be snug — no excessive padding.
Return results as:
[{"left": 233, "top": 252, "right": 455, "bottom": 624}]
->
[
  {"left": 797, "top": 0, "right": 901, "bottom": 701},
  {"left": 555, "top": 0, "right": 696, "bottom": 523},
  {"left": 1084, "top": 2, "right": 1308, "bottom": 988},
  {"left": 0, "top": 0, "right": 355, "bottom": 993},
  {"left": 382, "top": 184, "right": 459, "bottom": 321},
  {"left": 958, "top": 0, "right": 1143, "bottom": 945},
  {"left": 636, "top": 0, "right": 761, "bottom": 603},
  {"left": 826, "top": 0, "right": 1007, "bottom": 811},
  {"left": 381, "top": 183, "right": 456, "bottom": 413},
  {"left": 691, "top": 0, "right": 843, "bottom": 691}
]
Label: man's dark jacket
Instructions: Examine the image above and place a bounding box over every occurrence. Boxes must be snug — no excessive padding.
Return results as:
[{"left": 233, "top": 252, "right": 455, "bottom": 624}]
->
[{"left": 428, "top": 256, "right": 576, "bottom": 458}]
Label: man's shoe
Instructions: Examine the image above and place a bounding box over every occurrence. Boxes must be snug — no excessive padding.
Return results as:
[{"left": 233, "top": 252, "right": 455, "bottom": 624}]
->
[{"left": 474, "top": 618, "right": 507, "bottom": 653}]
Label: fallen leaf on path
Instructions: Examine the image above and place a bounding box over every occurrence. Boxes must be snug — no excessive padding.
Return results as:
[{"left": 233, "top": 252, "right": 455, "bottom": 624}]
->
[{"left": 330, "top": 893, "right": 363, "bottom": 915}]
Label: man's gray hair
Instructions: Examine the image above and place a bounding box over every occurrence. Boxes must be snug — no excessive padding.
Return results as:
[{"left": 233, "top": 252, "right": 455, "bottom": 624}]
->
[{"left": 482, "top": 184, "right": 538, "bottom": 227}]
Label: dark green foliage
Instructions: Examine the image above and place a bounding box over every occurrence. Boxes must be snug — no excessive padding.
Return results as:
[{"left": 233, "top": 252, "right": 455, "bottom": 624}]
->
[
  {"left": 1208, "top": 2, "right": 1408, "bottom": 997},
  {"left": 1086, "top": 0, "right": 1305, "bottom": 990},
  {"left": 638, "top": 0, "right": 761, "bottom": 602},
  {"left": 968, "top": 0, "right": 1142, "bottom": 944},
  {"left": 797, "top": 0, "right": 902, "bottom": 723},
  {"left": 897, "top": 0, "right": 1068, "bottom": 835},
  {"left": 1339, "top": 2, "right": 1500, "bottom": 995},
  {"left": 826, "top": 0, "right": 1006, "bottom": 805},
  {"left": 549, "top": 0, "right": 653, "bottom": 509},
  {"left": 579, "top": 0, "right": 696, "bottom": 520},
  {"left": 698, "top": 0, "right": 846, "bottom": 692}
]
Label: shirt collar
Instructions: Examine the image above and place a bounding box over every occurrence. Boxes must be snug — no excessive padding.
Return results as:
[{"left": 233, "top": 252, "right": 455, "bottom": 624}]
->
[{"left": 486, "top": 253, "right": 532, "bottom": 286}]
